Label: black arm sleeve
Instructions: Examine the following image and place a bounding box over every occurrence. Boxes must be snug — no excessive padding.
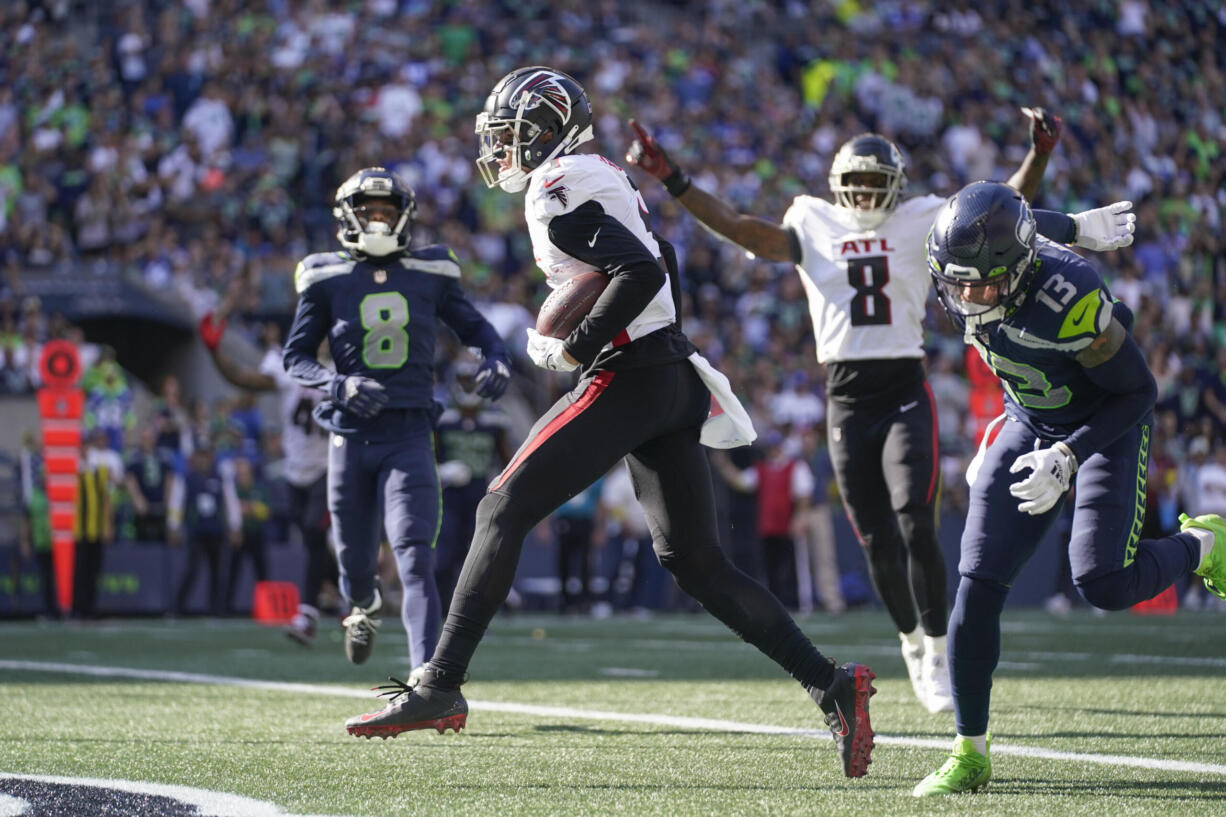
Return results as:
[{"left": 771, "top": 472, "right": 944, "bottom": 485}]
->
[
  {"left": 547, "top": 201, "right": 667, "bottom": 365},
  {"left": 787, "top": 227, "right": 803, "bottom": 265},
  {"left": 1063, "top": 332, "right": 1157, "bottom": 465},
  {"left": 1034, "top": 209, "right": 1077, "bottom": 245},
  {"left": 654, "top": 232, "right": 684, "bottom": 333}
]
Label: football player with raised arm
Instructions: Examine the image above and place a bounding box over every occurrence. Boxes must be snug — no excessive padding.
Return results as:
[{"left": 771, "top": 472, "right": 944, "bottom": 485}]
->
[
  {"left": 626, "top": 111, "right": 1135, "bottom": 713},
  {"left": 283, "top": 168, "right": 511, "bottom": 679},
  {"left": 198, "top": 304, "right": 334, "bottom": 646},
  {"left": 914, "top": 181, "right": 1226, "bottom": 795},
  {"left": 344, "top": 66, "right": 879, "bottom": 780}
]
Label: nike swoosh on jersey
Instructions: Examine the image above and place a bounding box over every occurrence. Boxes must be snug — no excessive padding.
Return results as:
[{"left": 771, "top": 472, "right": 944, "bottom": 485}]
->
[
  {"left": 899, "top": 400, "right": 919, "bottom": 413},
  {"left": 588, "top": 228, "right": 601, "bottom": 247},
  {"left": 544, "top": 175, "right": 565, "bottom": 188}
]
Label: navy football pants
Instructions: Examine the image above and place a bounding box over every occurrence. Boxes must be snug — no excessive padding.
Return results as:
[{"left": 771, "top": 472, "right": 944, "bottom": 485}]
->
[
  {"left": 949, "top": 415, "right": 1200, "bottom": 736},
  {"left": 328, "top": 410, "right": 441, "bottom": 669}
]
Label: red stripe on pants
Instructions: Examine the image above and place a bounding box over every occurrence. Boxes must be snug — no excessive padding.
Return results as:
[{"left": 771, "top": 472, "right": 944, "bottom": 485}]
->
[{"left": 489, "top": 371, "right": 616, "bottom": 493}]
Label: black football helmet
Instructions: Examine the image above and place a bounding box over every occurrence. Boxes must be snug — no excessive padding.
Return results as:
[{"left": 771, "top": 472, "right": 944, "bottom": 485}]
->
[
  {"left": 828, "top": 134, "right": 907, "bottom": 229},
  {"left": 475, "top": 66, "right": 594, "bottom": 192},
  {"left": 333, "top": 167, "right": 416, "bottom": 258},
  {"left": 927, "top": 181, "right": 1038, "bottom": 332}
]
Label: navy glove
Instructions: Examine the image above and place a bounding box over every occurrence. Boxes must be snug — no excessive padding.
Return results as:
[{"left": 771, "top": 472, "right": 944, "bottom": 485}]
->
[
  {"left": 330, "top": 375, "right": 388, "bottom": 419},
  {"left": 473, "top": 357, "right": 511, "bottom": 400}
]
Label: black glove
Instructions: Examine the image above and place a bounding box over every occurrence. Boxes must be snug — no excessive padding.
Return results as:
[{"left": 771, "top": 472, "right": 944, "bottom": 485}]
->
[
  {"left": 473, "top": 356, "right": 511, "bottom": 400},
  {"left": 626, "top": 119, "right": 691, "bottom": 197},
  {"left": 330, "top": 375, "right": 389, "bottom": 419},
  {"left": 1021, "top": 107, "right": 1062, "bottom": 155}
]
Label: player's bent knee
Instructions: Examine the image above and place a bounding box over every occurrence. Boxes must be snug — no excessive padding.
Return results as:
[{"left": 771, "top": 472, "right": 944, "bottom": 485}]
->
[
  {"left": 473, "top": 491, "right": 540, "bottom": 544},
  {"left": 1075, "top": 574, "right": 1135, "bottom": 611}
]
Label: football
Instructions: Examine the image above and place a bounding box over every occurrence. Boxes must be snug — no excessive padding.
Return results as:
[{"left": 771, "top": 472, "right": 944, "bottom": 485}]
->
[{"left": 535, "top": 271, "right": 609, "bottom": 339}]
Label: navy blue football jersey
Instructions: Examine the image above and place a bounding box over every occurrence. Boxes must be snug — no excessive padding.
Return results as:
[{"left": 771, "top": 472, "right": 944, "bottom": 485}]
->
[
  {"left": 284, "top": 245, "right": 505, "bottom": 435},
  {"left": 967, "top": 239, "right": 1123, "bottom": 437},
  {"left": 435, "top": 407, "right": 511, "bottom": 481}
]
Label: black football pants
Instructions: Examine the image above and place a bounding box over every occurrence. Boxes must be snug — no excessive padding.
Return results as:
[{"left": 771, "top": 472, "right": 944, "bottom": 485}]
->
[
  {"left": 826, "top": 377, "right": 947, "bottom": 635},
  {"left": 431, "top": 360, "right": 836, "bottom": 692}
]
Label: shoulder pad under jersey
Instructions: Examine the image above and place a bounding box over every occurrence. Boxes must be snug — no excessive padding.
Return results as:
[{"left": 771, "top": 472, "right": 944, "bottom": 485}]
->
[
  {"left": 400, "top": 245, "right": 461, "bottom": 278},
  {"left": 294, "top": 251, "right": 353, "bottom": 294}
]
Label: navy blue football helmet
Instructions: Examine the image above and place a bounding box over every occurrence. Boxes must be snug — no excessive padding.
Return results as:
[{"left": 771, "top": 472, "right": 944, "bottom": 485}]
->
[
  {"left": 333, "top": 167, "right": 416, "bottom": 258},
  {"left": 828, "top": 134, "right": 907, "bottom": 229},
  {"left": 475, "top": 66, "right": 594, "bottom": 192},
  {"left": 927, "top": 181, "right": 1037, "bottom": 331}
]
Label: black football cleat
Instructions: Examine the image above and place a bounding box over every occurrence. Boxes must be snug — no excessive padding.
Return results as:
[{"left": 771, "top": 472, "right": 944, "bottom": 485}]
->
[
  {"left": 341, "top": 590, "right": 381, "bottom": 665},
  {"left": 815, "top": 662, "right": 877, "bottom": 778},
  {"left": 346, "top": 675, "right": 468, "bottom": 739}
]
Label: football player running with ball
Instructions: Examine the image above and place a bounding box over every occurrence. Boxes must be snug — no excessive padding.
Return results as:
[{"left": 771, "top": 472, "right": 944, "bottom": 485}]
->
[
  {"left": 345, "top": 66, "right": 879, "bottom": 779},
  {"left": 913, "top": 181, "right": 1226, "bottom": 795},
  {"left": 283, "top": 167, "right": 511, "bottom": 679},
  {"left": 626, "top": 109, "right": 1132, "bottom": 714}
]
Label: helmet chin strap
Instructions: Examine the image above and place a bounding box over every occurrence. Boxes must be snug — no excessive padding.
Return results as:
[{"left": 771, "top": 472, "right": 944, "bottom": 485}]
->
[
  {"left": 498, "top": 167, "right": 529, "bottom": 193},
  {"left": 357, "top": 222, "right": 401, "bottom": 257},
  {"left": 962, "top": 304, "right": 1006, "bottom": 334},
  {"left": 848, "top": 208, "right": 889, "bottom": 230}
]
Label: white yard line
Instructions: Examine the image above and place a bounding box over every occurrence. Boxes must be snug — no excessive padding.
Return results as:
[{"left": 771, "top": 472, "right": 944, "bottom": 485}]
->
[{"left": 3, "top": 659, "right": 1224, "bottom": 777}]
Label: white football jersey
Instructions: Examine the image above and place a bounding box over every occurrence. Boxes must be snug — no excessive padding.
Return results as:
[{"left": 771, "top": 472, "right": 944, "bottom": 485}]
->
[
  {"left": 524, "top": 153, "right": 676, "bottom": 345},
  {"left": 259, "top": 347, "right": 329, "bottom": 487},
  {"left": 782, "top": 194, "right": 945, "bottom": 363}
]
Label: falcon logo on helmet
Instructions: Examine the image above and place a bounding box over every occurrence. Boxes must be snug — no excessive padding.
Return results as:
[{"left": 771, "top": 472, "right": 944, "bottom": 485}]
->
[
  {"left": 332, "top": 167, "right": 416, "bottom": 258},
  {"left": 927, "top": 181, "right": 1038, "bottom": 333},
  {"left": 828, "top": 134, "right": 907, "bottom": 230},
  {"left": 475, "top": 66, "right": 594, "bottom": 193}
]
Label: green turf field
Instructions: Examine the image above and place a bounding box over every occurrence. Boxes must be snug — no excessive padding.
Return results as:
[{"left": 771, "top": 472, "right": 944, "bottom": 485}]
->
[{"left": 1, "top": 609, "right": 1223, "bottom": 816}]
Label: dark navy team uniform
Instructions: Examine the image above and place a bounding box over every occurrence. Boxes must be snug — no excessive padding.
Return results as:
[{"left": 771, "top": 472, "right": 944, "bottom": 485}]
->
[
  {"left": 283, "top": 245, "right": 506, "bottom": 669},
  {"left": 433, "top": 405, "right": 510, "bottom": 612},
  {"left": 950, "top": 240, "right": 1202, "bottom": 737}
]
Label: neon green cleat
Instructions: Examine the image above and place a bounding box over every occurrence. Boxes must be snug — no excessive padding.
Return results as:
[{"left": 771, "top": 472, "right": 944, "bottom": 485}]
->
[
  {"left": 1180, "top": 513, "right": 1226, "bottom": 601},
  {"left": 913, "top": 735, "right": 991, "bottom": 796}
]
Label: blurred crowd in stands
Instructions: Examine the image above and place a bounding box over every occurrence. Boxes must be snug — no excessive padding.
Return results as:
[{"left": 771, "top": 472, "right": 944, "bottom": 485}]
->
[{"left": 1, "top": 0, "right": 1223, "bottom": 615}]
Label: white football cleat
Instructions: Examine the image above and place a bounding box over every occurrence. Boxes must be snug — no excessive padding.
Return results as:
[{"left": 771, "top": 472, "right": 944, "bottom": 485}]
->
[
  {"left": 900, "top": 631, "right": 926, "bottom": 707},
  {"left": 922, "top": 647, "right": 955, "bottom": 713}
]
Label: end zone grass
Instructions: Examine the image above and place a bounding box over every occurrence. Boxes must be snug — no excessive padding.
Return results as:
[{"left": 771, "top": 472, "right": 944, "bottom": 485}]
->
[{"left": 1, "top": 610, "right": 1223, "bottom": 816}]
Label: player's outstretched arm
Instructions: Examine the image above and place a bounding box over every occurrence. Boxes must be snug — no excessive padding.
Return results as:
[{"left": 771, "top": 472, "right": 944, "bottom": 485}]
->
[
  {"left": 1006, "top": 107, "right": 1062, "bottom": 201},
  {"left": 626, "top": 119, "right": 794, "bottom": 263},
  {"left": 198, "top": 312, "right": 276, "bottom": 392}
]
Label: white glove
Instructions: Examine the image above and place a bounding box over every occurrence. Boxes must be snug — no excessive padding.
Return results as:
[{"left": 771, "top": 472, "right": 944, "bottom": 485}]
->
[
  {"left": 1071, "top": 201, "right": 1136, "bottom": 252},
  {"left": 1008, "top": 442, "right": 1077, "bottom": 516},
  {"left": 437, "top": 460, "right": 472, "bottom": 487},
  {"left": 525, "top": 328, "right": 578, "bottom": 372}
]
